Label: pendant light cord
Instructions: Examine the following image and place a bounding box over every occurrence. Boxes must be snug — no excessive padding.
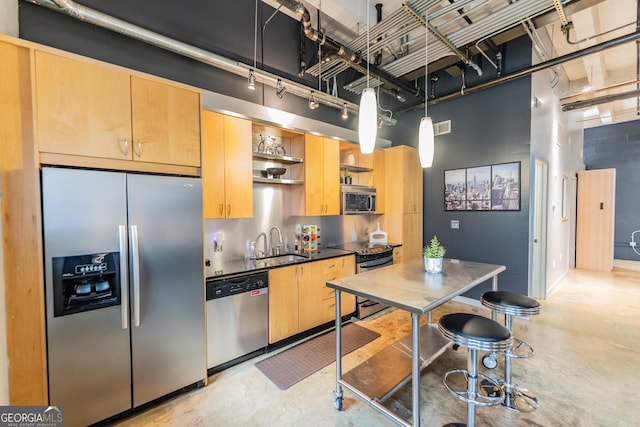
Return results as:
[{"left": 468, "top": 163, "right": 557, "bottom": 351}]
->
[
  {"left": 367, "top": 0, "right": 370, "bottom": 88},
  {"left": 425, "top": 9, "right": 428, "bottom": 117}
]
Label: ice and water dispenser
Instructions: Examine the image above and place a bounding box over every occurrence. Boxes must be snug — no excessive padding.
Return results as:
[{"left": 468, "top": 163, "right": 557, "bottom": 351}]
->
[{"left": 51, "top": 252, "right": 121, "bottom": 317}]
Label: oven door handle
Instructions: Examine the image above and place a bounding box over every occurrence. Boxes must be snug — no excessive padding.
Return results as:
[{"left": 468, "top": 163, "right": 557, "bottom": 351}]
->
[
  {"left": 358, "top": 255, "right": 394, "bottom": 270},
  {"left": 360, "top": 300, "right": 383, "bottom": 308}
]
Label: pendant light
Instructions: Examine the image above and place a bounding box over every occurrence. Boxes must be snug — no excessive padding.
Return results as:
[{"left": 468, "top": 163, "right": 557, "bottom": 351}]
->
[
  {"left": 358, "top": 1, "right": 377, "bottom": 154},
  {"left": 418, "top": 9, "right": 434, "bottom": 168}
]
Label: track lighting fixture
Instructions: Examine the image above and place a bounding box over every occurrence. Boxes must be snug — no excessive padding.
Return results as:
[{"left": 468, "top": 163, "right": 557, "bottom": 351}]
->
[
  {"left": 309, "top": 91, "right": 319, "bottom": 109},
  {"left": 247, "top": 69, "right": 256, "bottom": 91},
  {"left": 276, "top": 79, "right": 287, "bottom": 99},
  {"left": 341, "top": 103, "right": 349, "bottom": 119}
]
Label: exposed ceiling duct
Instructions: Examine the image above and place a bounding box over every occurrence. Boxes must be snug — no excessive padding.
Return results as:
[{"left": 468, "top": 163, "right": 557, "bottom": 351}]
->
[{"left": 274, "top": 0, "right": 425, "bottom": 99}]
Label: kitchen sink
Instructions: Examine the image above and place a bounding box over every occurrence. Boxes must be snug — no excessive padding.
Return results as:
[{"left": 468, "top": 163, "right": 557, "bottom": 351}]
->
[{"left": 254, "top": 254, "right": 308, "bottom": 268}]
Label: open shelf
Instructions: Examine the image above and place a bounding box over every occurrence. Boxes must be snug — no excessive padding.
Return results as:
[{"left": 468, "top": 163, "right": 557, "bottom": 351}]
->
[
  {"left": 253, "top": 152, "right": 303, "bottom": 164},
  {"left": 253, "top": 177, "right": 303, "bottom": 185},
  {"left": 341, "top": 164, "right": 373, "bottom": 173}
]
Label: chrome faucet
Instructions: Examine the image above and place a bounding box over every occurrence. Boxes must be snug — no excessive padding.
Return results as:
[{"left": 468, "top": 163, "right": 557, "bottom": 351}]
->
[
  {"left": 269, "top": 226, "right": 284, "bottom": 256},
  {"left": 254, "top": 232, "right": 268, "bottom": 258}
]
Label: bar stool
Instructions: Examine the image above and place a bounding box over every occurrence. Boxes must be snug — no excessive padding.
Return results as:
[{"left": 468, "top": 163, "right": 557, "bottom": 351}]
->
[
  {"left": 438, "top": 313, "right": 512, "bottom": 427},
  {"left": 480, "top": 290, "right": 541, "bottom": 412}
]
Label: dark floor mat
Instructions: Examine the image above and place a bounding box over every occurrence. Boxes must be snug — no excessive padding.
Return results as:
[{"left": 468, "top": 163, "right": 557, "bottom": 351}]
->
[{"left": 255, "top": 323, "right": 381, "bottom": 390}]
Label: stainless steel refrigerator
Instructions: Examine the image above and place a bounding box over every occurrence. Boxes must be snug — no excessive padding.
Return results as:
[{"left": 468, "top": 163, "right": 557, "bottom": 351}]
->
[{"left": 42, "top": 167, "right": 206, "bottom": 427}]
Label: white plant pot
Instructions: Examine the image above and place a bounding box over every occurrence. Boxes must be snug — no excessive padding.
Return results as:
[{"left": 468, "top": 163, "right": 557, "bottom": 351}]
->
[{"left": 424, "top": 257, "right": 443, "bottom": 274}]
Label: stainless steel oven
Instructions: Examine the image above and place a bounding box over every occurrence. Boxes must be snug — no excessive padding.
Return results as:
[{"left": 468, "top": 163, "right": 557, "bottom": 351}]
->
[{"left": 329, "top": 242, "right": 394, "bottom": 318}]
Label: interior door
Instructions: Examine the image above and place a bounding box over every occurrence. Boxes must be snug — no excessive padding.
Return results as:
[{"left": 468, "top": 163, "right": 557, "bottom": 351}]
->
[
  {"left": 531, "top": 159, "right": 548, "bottom": 299},
  {"left": 127, "top": 174, "right": 205, "bottom": 407},
  {"left": 576, "top": 169, "right": 616, "bottom": 271}
]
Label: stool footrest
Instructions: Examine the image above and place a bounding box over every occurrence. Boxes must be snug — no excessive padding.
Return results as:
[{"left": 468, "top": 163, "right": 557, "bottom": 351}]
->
[{"left": 443, "top": 369, "right": 505, "bottom": 407}]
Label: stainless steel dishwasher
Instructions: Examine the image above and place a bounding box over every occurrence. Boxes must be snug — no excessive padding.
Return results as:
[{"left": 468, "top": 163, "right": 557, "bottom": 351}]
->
[{"left": 206, "top": 271, "right": 269, "bottom": 370}]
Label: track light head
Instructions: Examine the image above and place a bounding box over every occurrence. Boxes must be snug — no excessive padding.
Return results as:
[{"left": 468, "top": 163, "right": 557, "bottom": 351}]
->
[
  {"left": 341, "top": 103, "right": 349, "bottom": 119},
  {"left": 247, "top": 70, "right": 256, "bottom": 91},
  {"left": 276, "top": 79, "right": 287, "bottom": 99},
  {"left": 309, "top": 91, "right": 319, "bottom": 109}
]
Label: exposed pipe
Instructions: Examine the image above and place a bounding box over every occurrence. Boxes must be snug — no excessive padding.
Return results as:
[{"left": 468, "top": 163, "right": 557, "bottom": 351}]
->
[
  {"left": 398, "top": 29, "right": 640, "bottom": 112},
  {"left": 562, "top": 89, "right": 640, "bottom": 111},
  {"left": 403, "top": 3, "right": 483, "bottom": 76},
  {"left": 29, "top": 0, "right": 359, "bottom": 114},
  {"left": 275, "top": 0, "right": 425, "bottom": 98}
]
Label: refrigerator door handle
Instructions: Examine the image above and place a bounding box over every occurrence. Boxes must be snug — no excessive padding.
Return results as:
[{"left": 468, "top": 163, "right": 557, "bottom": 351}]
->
[
  {"left": 119, "top": 225, "right": 129, "bottom": 330},
  {"left": 131, "top": 224, "right": 141, "bottom": 327}
]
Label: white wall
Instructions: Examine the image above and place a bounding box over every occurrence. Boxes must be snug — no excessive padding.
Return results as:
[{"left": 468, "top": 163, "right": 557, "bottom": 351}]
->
[
  {"left": 530, "top": 49, "right": 585, "bottom": 296},
  {"left": 0, "top": 1, "right": 18, "bottom": 37},
  {"left": 0, "top": 0, "right": 19, "bottom": 405}
]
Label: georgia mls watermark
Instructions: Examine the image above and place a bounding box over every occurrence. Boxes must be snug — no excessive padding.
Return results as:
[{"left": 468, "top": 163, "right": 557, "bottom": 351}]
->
[{"left": 0, "top": 406, "right": 63, "bottom": 427}]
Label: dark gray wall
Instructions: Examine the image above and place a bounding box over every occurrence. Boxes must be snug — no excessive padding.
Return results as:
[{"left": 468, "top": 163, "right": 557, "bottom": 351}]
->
[
  {"left": 391, "top": 35, "right": 533, "bottom": 298},
  {"left": 584, "top": 121, "right": 640, "bottom": 260},
  {"left": 395, "top": 79, "right": 532, "bottom": 298}
]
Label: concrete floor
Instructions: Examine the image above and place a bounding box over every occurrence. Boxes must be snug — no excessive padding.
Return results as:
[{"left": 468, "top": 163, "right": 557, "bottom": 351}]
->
[{"left": 114, "top": 267, "right": 640, "bottom": 426}]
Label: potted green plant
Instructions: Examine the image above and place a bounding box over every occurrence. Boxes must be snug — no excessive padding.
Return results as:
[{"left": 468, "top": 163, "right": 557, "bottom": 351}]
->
[
  {"left": 343, "top": 168, "right": 352, "bottom": 184},
  {"left": 423, "top": 235, "right": 445, "bottom": 273}
]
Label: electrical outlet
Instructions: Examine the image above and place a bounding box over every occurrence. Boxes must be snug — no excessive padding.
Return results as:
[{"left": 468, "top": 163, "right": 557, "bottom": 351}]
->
[{"left": 451, "top": 220, "right": 459, "bottom": 229}]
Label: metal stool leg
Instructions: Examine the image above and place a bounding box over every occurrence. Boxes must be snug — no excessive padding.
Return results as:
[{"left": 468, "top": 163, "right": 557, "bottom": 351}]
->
[{"left": 501, "top": 314, "right": 538, "bottom": 412}]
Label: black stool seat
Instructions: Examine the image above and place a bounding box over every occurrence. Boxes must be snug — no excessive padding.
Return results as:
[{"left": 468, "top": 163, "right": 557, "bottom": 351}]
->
[
  {"left": 481, "top": 291, "right": 540, "bottom": 317},
  {"left": 439, "top": 313, "right": 512, "bottom": 353}
]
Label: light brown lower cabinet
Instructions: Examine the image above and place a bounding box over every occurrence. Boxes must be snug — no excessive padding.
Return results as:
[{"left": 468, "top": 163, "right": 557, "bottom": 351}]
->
[{"left": 268, "top": 256, "right": 355, "bottom": 344}]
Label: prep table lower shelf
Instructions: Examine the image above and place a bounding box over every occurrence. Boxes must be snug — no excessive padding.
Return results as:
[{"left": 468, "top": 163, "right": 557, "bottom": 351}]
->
[{"left": 342, "top": 323, "right": 451, "bottom": 402}]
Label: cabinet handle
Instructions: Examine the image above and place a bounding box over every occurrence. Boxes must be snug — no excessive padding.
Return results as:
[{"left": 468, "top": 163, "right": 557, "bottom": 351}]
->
[
  {"left": 227, "top": 204, "right": 231, "bottom": 217},
  {"left": 118, "top": 225, "right": 129, "bottom": 330},
  {"left": 219, "top": 204, "right": 224, "bottom": 216},
  {"left": 136, "top": 140, "right": 142, "bottom": 158},
  {"left": 120, "top": 137, "right": 128, "bottom": 156}
]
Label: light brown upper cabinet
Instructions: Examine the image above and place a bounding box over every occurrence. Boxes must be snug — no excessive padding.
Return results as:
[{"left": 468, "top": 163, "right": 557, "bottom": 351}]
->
[
  {"left": 373, "top": 148, "right": 386, "bottom": 214},
  {"left": 202, "top": 110, "right": 253, "bottom": 219},
  {"left": 384, "top": 145, "right": 423, "bottom": 260},
  {"left": 291, "top": 134, "right": 340, "bottom": 216},
  {"left": 130, "top": 76, "right": 200, "bottom": 166},
  {"left": 35, "top": 51, "right": 200, "bottom": 167},
  {"left": 385, "top": 145, "right": 423, "bottom": 214}
]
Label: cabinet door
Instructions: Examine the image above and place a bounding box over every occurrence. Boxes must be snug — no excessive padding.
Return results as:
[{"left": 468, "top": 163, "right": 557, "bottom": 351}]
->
[
  {"left": 322, "top": 138, "right": 341, "bottom": 215},
  {"left": 300, "top": 260, "right": 333, "bottom": 330},
  {"left": 202, "top": 111, "right": 226, "bottom": 218},
  {"left": 223, "top": 115, "right": 253, "bottom": 218},
  {"left": 337, "top": 256, "right": 356, "bottom": 316},
  {"left": 393, "top": 246, "right": 403, "bottom": 264},
  {"left": 302, "top": 134, "right": 325, "bottom": 216},
  {"left": 268, "top": 265, "right": 299, "bottom": 343},
  {"left": 35, "top": 51, "right": 132, "bottom": 159},
  {"left": 374, "top": 149, "right": 386, "bottom": 214},
  {"left": 131, "top": 76, "right": 201, "bottom": 167},
  {"left": 403, "top": 213, "right": 423, "bottom": 260}
]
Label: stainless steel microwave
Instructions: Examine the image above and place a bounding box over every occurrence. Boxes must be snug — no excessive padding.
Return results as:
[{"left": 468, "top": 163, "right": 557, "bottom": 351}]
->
[{"left": 341, "top": 186, "right": 378, "bottom": 214}]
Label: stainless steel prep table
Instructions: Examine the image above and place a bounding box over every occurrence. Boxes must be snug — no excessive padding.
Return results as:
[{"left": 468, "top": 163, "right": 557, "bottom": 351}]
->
[{"left": 326, "top": 258, "right": 506, "bottom": 426}]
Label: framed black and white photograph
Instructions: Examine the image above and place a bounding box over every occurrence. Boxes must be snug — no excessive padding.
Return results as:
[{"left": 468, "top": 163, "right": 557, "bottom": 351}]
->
[
  {"left": 445, "top": 161, "right": 521, "bottom": 211},
  {"left": 490, "top": 162, "right": 520, "bottom": 210},
  {"left": 444, "top": 169, "right": 466, "bottom": 211},
  {"left": 466, "top": 166, "right": 491, "bottom": 210}
]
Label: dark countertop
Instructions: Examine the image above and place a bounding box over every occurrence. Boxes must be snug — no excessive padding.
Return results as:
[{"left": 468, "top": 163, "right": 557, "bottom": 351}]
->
[{"left": 205, "top": 248, "right": 355, "bottom": 280}]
